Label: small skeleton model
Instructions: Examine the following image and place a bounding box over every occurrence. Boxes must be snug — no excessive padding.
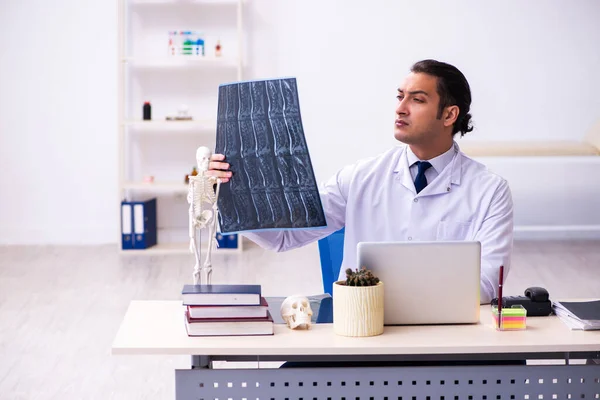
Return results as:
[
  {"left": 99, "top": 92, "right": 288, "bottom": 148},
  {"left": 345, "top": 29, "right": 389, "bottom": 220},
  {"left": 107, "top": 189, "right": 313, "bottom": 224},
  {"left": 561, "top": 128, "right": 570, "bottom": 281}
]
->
[
  {"left": 187, "top": 146, "right": 221, "bottom": 285},
  {"left": 280, "top": 295, "right": 313, "bottom": 330}
]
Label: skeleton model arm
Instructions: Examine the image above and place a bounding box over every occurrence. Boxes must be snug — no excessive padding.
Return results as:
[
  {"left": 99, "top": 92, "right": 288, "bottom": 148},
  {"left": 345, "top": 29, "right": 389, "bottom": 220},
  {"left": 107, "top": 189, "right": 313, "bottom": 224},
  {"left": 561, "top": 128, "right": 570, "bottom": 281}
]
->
[{"left": 188, "top": 146, "right": 221, "bottom": 285}]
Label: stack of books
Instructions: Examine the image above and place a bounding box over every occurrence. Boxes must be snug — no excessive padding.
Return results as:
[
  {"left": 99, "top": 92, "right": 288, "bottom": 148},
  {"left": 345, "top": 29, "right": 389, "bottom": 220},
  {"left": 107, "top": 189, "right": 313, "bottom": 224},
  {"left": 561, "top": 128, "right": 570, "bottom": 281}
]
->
[
  {"left": 553, "top": 300, "right": 600, "bottom": 330},
  {"left": 181, "top": 284, "right": 274, "bottom": 336}
]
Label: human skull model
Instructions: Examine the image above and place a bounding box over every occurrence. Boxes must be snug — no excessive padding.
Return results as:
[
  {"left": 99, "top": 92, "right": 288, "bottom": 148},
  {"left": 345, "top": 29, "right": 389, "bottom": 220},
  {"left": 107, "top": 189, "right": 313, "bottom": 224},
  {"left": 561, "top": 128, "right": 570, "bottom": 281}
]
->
[
  {"left": 280, "top": 295, "right": 313, "bottom": 330},
  {"left": 196, "top": 146, "right": 212, "bottom": 172}
]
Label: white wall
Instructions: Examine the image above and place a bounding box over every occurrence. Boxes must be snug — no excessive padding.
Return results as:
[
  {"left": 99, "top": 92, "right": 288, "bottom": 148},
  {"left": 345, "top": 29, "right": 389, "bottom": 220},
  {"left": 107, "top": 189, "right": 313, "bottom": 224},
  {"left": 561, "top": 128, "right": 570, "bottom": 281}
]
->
[
  {"left": 0, "top": 0, "right": 118, "bottom": 244},
  {"left": 1, "top": 0, "right": 599, "bottom": 244}
]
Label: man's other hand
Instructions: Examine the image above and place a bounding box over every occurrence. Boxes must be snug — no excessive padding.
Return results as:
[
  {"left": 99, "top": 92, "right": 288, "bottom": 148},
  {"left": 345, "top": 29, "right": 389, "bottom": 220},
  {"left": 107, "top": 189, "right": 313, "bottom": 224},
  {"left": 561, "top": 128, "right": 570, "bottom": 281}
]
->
[{"left": 206, "top": 153, "right": 232, "bottom": 183}]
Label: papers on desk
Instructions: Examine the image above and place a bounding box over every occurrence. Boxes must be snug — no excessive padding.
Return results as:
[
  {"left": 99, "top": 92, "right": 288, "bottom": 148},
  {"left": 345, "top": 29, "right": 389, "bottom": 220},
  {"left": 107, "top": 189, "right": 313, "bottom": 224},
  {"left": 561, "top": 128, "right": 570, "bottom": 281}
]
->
[{"left": 552, "top": 300, "right": 600, "bottom": 330}]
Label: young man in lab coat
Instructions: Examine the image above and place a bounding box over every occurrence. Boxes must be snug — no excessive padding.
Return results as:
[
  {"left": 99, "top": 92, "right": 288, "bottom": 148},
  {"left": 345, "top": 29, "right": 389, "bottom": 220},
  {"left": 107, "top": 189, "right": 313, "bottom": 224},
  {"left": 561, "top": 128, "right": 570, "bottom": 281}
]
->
[{"left": 208, "top": 59, "right": 513, "bottom": 304}]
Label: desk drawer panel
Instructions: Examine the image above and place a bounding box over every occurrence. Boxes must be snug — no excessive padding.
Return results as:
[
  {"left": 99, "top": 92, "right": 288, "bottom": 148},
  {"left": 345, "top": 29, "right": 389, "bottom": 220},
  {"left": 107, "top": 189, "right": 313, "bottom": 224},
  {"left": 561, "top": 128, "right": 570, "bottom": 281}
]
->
[{"left": 176, "top": 364, "right": 600, "bottom": 400}]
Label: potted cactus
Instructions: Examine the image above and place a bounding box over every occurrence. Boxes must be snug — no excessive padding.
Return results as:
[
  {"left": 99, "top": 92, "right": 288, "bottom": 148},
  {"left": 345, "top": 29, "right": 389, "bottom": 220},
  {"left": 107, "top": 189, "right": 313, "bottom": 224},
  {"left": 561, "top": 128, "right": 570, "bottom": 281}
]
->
[{"left": 333, "top": 267, "right": 384, "bottom": 337}]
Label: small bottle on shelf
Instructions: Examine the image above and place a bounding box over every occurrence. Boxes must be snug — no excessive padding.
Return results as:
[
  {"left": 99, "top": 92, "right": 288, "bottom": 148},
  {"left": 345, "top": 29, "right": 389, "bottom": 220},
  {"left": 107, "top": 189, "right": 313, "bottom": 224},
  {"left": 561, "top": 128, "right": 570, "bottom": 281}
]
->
[
  {"left": 185, "top": 166, "right": 198, "bottom": 184},
  {"left": 215, "top": 40, "right": 222, "bottom": 57},
  {"left": 143, "top": 101, "right": 152, "bottom": 121}
]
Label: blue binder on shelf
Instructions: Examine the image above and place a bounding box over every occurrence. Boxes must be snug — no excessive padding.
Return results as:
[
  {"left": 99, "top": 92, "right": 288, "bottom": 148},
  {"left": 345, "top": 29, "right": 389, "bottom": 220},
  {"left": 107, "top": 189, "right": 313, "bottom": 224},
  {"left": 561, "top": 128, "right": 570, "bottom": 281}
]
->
[
  {"left": 132, "top": 198, "right": 157, "bottom": 249},
  {"left": 215, "top": 233, "right": 239, "bottom": 249},
  {"left": 216, "top": 233, "right": 226, "bottom": 248},
  {"left": 121, "top": 198, "right": 157, "bottom": 250},
  {"left": 225, "top": 233, "right": 238, "bottom": 249},
  {"left": 120, "top": 202, "right": 134, "bottom": 250}
]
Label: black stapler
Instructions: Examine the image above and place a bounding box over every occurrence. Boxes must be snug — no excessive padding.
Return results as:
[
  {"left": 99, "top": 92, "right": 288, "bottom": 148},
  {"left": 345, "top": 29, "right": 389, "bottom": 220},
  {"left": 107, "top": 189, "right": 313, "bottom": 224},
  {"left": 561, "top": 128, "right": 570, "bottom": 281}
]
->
[{"left": 491, "top": 286, "right": 553, "bottom": 317}]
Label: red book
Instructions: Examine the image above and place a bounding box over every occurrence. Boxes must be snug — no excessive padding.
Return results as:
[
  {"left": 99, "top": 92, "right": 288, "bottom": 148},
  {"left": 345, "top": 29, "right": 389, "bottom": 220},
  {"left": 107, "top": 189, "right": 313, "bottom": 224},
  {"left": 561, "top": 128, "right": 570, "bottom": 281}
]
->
[
  {"left": 187, "top": 297, "right": 269, "bottom": 319},
  {"left": 184, "top": 311, "right": 274, "bottom": 337}
]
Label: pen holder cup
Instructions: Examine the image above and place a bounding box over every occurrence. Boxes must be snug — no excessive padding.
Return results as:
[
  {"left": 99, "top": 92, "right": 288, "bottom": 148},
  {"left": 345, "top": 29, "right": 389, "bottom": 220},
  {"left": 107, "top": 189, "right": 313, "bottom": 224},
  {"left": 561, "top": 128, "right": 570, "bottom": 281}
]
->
[{"left": 492, "top": 305, "right": 527, "bottom": 331}]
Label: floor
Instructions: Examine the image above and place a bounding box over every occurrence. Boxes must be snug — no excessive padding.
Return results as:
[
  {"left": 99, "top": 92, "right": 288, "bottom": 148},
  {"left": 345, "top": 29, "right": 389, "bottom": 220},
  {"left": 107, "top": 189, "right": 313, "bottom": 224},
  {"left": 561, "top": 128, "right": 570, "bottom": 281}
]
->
[{"left": 0, "top": 240, "right": 599, "bottom": 399}]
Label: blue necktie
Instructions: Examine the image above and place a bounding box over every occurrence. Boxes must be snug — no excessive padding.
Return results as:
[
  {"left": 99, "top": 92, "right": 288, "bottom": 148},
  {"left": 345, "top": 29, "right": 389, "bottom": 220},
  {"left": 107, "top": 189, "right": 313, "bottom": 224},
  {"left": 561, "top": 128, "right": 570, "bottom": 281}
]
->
[{"left": 414, "top": 161, "right": 432, "bottom": 194}]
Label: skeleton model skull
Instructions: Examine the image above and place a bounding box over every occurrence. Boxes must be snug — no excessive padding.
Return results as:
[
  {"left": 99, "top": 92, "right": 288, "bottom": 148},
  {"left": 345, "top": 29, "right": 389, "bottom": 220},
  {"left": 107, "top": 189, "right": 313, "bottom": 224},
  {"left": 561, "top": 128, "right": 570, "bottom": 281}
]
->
[
  {"left": 280, "top": 296, "right": 313, "bottom": 330},
  {"left": 187, "top": 146, "right": 221, "bottom": 285}
]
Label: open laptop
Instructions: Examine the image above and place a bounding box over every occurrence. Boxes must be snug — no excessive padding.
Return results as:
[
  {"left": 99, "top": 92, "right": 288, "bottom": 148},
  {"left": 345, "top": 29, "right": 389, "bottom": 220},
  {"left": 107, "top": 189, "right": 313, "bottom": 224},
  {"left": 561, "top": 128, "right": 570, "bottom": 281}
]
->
[{"left": 356, "top": 241, "right": 481, "bottom": 325}]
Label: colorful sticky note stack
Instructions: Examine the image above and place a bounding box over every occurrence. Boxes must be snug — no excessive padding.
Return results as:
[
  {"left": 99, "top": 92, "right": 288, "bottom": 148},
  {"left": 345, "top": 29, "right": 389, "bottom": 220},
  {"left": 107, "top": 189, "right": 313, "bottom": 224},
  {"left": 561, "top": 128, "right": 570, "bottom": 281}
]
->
[{"left": 493, "top": 305, "right": 527, "bottom": 330}]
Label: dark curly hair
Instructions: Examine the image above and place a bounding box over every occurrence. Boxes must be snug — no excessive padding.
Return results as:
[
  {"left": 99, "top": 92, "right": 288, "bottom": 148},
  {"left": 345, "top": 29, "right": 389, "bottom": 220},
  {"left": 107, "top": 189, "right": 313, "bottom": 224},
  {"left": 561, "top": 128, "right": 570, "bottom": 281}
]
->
[{"left": 411, "top": 59, "right": 474, "bottom": 137}]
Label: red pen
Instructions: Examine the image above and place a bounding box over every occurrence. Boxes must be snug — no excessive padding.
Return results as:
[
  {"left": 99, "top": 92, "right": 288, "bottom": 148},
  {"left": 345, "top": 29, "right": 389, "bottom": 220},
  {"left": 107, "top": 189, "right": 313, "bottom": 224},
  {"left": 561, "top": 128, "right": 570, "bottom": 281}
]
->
[{"left": 497, "top": 265, "right": 504, "bottom": 329}]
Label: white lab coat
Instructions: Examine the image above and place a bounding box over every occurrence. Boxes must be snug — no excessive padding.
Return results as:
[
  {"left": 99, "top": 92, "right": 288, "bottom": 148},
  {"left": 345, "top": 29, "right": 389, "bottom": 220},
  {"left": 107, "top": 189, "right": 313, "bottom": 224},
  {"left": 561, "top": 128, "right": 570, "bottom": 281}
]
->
[{"left": 244, "top": 142, "right": 514, "bottom": 304}]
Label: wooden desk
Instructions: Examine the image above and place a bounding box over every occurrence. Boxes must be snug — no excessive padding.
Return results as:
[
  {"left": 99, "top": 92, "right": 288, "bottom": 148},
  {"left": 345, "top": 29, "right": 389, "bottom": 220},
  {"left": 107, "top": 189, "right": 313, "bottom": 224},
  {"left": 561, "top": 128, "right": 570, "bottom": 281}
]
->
[{"left": 112, "top": 301, "right": 600, "bottom": 399}]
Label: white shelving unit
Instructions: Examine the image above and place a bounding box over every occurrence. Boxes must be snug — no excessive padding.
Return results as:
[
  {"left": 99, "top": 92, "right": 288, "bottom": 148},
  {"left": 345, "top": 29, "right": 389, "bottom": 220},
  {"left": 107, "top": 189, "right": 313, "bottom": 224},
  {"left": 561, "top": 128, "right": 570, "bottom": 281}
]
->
[
  {"left": 117, "top": 0, "right": 244, "bottom": 255},
  {"left": 124, "top": 56, "right": 239, "bottom": 68}
]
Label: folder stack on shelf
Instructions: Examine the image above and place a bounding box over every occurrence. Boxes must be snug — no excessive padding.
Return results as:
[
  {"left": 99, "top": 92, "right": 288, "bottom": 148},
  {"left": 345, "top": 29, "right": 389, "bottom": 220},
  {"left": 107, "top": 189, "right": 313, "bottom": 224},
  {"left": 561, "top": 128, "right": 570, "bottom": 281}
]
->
[{"left": 120, "top": 198, "right": 157, "bottom": 250}]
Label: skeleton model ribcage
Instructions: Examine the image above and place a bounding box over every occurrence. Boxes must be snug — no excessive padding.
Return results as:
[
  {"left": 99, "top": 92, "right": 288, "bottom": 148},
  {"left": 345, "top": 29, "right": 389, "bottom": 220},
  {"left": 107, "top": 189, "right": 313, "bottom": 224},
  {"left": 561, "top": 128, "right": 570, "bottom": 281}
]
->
[{"left": 188, "top": 175, "right": 217, "bottom": 228}]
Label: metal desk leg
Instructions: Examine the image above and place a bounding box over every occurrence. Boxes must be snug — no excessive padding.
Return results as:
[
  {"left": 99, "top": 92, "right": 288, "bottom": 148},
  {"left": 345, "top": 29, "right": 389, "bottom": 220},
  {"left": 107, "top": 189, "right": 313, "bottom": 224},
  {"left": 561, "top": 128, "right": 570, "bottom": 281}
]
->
[{"left": 191, "top": 355, "right": 211, "bottom": 369}]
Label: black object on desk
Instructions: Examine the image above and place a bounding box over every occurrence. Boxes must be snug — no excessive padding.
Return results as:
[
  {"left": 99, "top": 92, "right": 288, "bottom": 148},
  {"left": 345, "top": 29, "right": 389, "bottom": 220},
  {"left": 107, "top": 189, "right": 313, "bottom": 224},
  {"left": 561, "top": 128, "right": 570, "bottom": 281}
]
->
[{"left": 491, "top": 286, "right": 553, "bottom": 317}]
